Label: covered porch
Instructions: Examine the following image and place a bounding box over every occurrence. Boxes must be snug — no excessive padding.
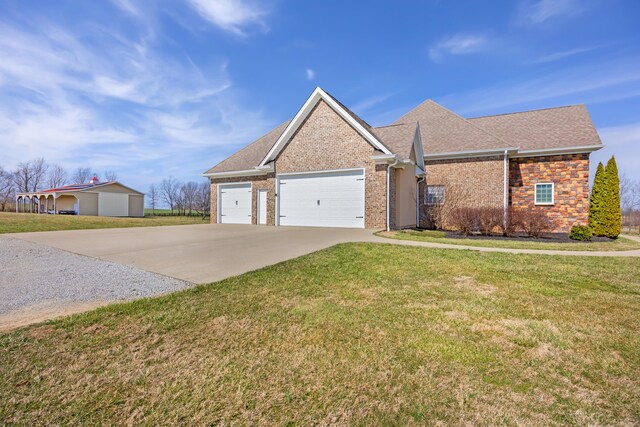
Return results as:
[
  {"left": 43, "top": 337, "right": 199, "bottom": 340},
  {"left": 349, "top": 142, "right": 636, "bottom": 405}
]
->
[{"left": 15, "top": 193, "right": 79, "bottom": 215}]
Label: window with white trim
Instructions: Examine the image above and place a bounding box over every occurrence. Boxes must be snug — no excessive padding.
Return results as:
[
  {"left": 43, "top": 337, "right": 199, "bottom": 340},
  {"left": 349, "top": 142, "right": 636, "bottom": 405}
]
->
[
  {"left": 534, "top": 183, "right": 554, "bottom": 205},
  {"left": 425, "top": 185, "right": 445, "bottom": 205}
]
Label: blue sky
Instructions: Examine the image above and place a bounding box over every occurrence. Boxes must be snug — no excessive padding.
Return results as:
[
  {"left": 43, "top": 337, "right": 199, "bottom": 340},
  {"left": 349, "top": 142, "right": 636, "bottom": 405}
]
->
[{"left": 1, "top": 0, "right": 639, "bottom": 191}]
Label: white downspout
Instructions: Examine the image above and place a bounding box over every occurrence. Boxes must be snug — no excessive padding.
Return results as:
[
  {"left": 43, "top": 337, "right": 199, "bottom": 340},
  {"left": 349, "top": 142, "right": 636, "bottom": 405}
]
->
[
  {"left": 503, "top": 149, "right": 508, "bottom": 230},
  {"left": 416, "top": 175, "right": 425, "bottom": 227},
  {"left": 386, "top": 158, "right": 399, "bottom": 232}
]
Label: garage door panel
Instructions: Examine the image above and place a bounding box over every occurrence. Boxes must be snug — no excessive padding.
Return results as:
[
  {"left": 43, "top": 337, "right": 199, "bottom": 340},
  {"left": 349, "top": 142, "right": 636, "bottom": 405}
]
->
[
  {"left": 220, "top": 183, "right": 252, "bottom": 224},
  {"left": 98, "top": 192, "right": 129, "bottom": 217},
  {"left": 278, "top": 170, "right": 365, "bottom": 228}
]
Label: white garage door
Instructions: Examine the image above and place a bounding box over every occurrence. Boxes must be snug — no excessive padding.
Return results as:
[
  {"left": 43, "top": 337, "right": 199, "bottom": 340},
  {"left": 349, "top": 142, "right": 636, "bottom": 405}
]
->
[
  {"left": 98, "top": 192, "right": 129, "bottom": 217},
  {"left": 219, "top": 183, "right": 252, "bottom": 224},
  {"left": 278, "top": 169, "right": 365, "bottom": 228}
]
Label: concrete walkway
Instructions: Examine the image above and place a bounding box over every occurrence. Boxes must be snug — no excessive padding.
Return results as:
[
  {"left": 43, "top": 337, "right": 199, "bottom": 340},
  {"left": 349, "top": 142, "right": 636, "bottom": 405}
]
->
[{"left": 367, "top": 233, "right": 640, "bottom": 258}]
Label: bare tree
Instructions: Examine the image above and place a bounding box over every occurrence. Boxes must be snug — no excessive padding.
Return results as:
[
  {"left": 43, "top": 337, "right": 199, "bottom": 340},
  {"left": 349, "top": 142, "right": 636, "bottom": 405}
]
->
[
  {"left": 160, "top": 177, "right": 180, "bottom": 214},
  {"left": 71, "top": 167, "right": 97, "bottom": 184},
  {"left": 104, "top": 171, "right": 118, "bottom": 181},
  {"left": 180, "top": 181, "right": 199, "bottom": 216},
  {"left": 13, "top": 158, "right": 48, "bottom": 192},
  {"left": 620, "top": 173, "right": 640, "bottom": 213},
  {"left": 422, "top": 177, "right": 473, "bottom": 230},
  {"left": 47, "top": 164, "right": 68, "bottom": 189},
  {"left": 147, "top": 183, "right": 158, "bottom": 215},
  {"left": 195, "top": 181, "right": 211, "bottom": 219},
  {"left": 0, "top": 166, "right": 15, "bottom": 212}
]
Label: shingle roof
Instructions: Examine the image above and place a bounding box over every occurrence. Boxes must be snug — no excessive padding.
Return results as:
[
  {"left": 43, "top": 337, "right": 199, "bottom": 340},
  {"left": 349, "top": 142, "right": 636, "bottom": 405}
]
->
[
  {"left": 204, "top": 121, "right": 290, "bottom": 174},
  {"left": 371, "top": 123, "right": 418, "bottom": 159},
  {"left": 467, "top": 105, "right": 602, "bottom": 151},
  {"left": 392, "top": 100, "right": 513, "bottom": 154},
  {"left": 205, "top": 93, "right": 602, "bottom": 174}
]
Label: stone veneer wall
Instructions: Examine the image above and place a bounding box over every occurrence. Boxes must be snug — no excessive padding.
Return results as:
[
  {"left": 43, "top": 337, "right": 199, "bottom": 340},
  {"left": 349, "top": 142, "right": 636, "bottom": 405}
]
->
[
  {"left": 211, "top": 100, "right": 389, "bottom": 228},
  {"left": 509, "top": 153, "right": 589, "bottom": 232}
]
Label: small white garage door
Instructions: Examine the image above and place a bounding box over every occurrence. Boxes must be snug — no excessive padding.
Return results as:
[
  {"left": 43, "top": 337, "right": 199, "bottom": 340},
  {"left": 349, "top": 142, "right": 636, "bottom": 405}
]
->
[
  {"left": 278, "top": 169, "right": 365, "bottom": 228},
  {"left": 219, "top": 183, "right": 252, "bottom": 224},
  {"left": 98, "top": 192, "right": 129, "bottom": 217}
]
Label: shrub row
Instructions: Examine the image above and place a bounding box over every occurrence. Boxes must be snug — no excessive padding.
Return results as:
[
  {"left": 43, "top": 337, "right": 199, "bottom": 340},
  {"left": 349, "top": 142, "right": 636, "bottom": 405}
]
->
[{"left": 449, "top": 207, "right": 556, "bottom": 238}]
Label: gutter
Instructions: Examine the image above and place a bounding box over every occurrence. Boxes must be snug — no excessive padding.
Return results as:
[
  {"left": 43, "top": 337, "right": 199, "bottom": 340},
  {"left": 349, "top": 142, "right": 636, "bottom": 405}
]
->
[
  {"left": 202, "top": 164, "right": 274, "bottom": 179},
  {"left": 503, "top": 149, "right": 508, "bottom": 231},
  {"left": 416, "top": 173, "right": 426, "bottom": 227},
  {"left": 386, "top": 158, "right": 400, "bottom": 232}
]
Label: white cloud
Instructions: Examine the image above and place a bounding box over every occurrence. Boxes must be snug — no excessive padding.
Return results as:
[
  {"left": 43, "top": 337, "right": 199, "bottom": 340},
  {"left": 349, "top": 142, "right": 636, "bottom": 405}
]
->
[
  {"left": 516, "top": 0, "right": 585, "bottom": 26},
  {"left": 0, "top": 14, "right": 276, "bottom": 190},
  {"left": 305, "top": 68, "right": 315, "bottom": 80},
  {"left": 439, "top": 58, "right": 640, "bottom": 115},
  {"left": 351, "top": 94, "right": 394, "bottom": 115},
  {"left": 429, "top": 34, "right": 488, "bottom": 63},
  {"left": 186, "top": 0, "right": 268, "bottom": 35},
  {"left": 532, "top": 45, "right": 602, "bottom": 64}
]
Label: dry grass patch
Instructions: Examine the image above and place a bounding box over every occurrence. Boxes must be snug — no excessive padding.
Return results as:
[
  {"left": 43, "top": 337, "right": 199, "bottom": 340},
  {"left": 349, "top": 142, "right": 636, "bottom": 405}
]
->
[
  {"left": 1, "top": 243, "right": 639, "bottom": 425},
  {"left": 0, "top": 212, "right": 206, "bottom": 234}
]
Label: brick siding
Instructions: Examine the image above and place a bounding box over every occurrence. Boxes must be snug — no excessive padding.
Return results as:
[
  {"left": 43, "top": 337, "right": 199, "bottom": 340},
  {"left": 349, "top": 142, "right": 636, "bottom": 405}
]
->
[
  {"left": 211, "top": 100, "right": 388, "bottom": 228},
  {"left": 509, "top": 154, "right": 590, "bottom": 232}
]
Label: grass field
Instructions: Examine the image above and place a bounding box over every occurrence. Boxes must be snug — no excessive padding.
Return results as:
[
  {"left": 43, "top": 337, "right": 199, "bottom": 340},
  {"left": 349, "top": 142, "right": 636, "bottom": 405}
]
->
[
  {"left": 0, "top": 212, "right": 206, "bottom": 233},
  {"left": 379, "top": 229, "right": 640, "bottom": 252},
  {"left": 1, "top": 243, "right": 638, "bottom": 425}
]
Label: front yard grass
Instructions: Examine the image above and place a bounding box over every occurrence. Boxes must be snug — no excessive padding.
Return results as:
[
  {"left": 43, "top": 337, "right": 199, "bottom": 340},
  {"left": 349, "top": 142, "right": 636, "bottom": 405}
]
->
[
  {"left": 0, "top": 212, "right": 206, "bottom": 234},
  {"left": 1, "top": 243, "right": 639, "bottom": 425},
  {"left": 379, "top": 229, "right": 640, "bottom": 251}
]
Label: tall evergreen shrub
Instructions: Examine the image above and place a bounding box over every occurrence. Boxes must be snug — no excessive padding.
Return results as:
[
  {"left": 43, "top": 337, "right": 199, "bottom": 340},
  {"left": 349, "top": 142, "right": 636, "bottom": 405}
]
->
[
  {"left": 589, "top": 162, "right": 607, "bottom": 235},
  {"left": 603, "top": 156, "right": 621, "bottom": 238}
]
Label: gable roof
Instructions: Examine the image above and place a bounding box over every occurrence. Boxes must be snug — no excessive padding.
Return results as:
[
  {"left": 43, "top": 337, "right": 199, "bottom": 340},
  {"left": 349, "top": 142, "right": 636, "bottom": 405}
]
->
[
  {"left": 204, "top": 88, "right": 603, "bottom": 176},
  {"left": 468, "top": 105, "right": 602, "bottom": 151},
  {"left": 19, "top": 181, "right": 144, "bottom": 196},
  {"left": 258, "top": 87, "right": 392, "bottom": 167},
  {"left": 204, "top": 120, "right": 290, "bottom": 174},
  {"left": 392, "top": 100, "right": 514, "bottom": 155}
]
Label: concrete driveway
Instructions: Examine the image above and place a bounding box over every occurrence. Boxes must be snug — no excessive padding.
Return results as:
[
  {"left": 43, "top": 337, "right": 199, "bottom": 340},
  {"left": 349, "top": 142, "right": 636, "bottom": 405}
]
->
[{"left": 12, "top": 224, "right": 377, "bottom": 284}]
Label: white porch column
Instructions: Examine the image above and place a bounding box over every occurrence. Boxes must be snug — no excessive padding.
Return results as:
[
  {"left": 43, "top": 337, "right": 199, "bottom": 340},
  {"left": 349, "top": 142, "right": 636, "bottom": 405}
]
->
[{"left": 15, "top": 196, "right": 19, "bottom": 213}]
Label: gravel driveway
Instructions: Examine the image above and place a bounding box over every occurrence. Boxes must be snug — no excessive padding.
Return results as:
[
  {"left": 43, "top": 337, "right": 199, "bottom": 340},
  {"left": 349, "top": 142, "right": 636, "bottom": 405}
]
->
[{"left": 0, "top": 236, "right": 191, "bottom": 330}]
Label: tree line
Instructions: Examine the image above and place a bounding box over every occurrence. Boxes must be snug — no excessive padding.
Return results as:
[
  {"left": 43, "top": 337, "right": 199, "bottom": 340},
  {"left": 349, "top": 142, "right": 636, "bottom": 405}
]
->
[
  {"left": 146, "top": 178, "right": 210, "bottom": 218},
  {"left": 0, "top": 157, "right": 119, "bottom": 212}
]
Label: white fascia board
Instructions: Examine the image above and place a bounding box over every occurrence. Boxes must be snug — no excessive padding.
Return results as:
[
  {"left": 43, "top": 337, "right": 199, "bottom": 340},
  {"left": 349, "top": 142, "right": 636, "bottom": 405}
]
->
[
  {"left": 202, "top": 165, "right": 274, "bottom": 179},
  {"left": 425, "top": 147, "right": 518, "bottom": 161},
  {"left": 258, "top": 87, "right": 391, "bottom": 167},
  {"left": 510, "top": 145, "right": 603, "bottom": 158}
]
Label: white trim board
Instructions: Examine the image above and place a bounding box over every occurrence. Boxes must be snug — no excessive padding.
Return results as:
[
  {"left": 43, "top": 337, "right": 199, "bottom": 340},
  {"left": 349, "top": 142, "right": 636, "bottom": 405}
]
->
[{"left": 259, "top": 87, "right": 391, "bottom": 167}]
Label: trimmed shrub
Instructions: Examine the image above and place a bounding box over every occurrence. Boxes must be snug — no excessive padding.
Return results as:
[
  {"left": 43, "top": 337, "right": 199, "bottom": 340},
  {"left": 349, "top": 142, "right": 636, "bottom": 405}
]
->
[
  {"left": 589, "top": 162, "right": 607, "bottom": 235},
  {"left": 569, "top": 225, "right": 593, "bottom": 241},
  {"left": 451, "top": 208, "right": 479, "bottom": 235},
  {"left": 521, "top": 210, "right": 555, "bottom": 238},
  {"left": 603, "top": 156, "right": 622, "bottom": 238},
  {"left": 478, "top": 207, "right": 504, "bottom": 236},
  {"left": 504, "top": 208, "right": 524, "bottom": 237}
]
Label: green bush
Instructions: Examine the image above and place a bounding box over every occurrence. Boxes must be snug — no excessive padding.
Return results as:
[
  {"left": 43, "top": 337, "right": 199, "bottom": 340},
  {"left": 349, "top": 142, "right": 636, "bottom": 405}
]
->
[
  {"left": 569, "top": 225, "right": 593, "bottom": 241},
  {"left": 603, "top": 156, "right": 621, "bottom": 238},
  {"left": 589, "top": 162, "right": 607, "bottom": 235}
]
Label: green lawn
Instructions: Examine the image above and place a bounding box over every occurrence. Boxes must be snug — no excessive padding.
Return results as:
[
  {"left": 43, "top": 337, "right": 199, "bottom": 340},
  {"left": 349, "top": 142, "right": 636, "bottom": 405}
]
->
[
  {"left": 379, "top": 229, "right": 640, "bottom": 251},
  {"left": 0, "top": 212, "right": 207, "bottom": 233},
  {"left": 1, "top": 243, "right": 639, "bottom": 425}
]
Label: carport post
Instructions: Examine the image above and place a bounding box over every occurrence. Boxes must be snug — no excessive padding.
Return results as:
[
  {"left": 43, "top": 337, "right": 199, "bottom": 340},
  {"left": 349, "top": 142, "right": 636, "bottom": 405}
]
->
[
  {"left": 53, "top": 196, "right": 56, "bottom": 214},
  {"left": 15, "top": 196, "right": 18, "bottom": 213}
]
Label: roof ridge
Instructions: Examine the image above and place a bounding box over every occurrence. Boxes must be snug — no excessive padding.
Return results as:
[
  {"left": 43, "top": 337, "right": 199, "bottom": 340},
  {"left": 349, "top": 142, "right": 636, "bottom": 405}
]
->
[
  {"left": 418, "top": 100, "right": 517, "bottom": 149},
  {"left": 468, "top": 104, "right": 585, "bottom": 120}
]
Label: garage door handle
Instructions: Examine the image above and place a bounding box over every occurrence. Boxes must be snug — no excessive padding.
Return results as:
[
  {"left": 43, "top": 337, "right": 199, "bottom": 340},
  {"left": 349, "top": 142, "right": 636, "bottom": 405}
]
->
[
  {"left": 356, "top": 216, "right": 364, "bottom": 218},
  {"left": 279, "top": 215, "right": 286, "bottom": 218}
]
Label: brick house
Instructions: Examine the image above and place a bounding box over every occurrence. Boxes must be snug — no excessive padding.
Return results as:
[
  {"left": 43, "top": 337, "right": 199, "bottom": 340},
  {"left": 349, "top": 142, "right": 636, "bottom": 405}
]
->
[{"left": 204, "top": 87, "right": 602, "bottom": 232}]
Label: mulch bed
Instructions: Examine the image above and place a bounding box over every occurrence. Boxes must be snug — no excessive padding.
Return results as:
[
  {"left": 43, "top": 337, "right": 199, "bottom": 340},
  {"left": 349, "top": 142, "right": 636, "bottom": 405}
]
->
[{"left": 441, "top": 231, "right": 612, "bottom": 243}]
